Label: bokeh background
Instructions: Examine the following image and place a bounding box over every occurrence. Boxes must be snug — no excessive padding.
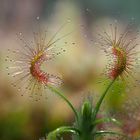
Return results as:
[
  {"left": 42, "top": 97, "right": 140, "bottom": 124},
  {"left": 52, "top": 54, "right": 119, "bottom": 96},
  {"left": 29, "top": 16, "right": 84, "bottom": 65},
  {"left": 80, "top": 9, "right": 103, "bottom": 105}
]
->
[{"left": 0, "top": 0, "right": 140, "bottom": 139}]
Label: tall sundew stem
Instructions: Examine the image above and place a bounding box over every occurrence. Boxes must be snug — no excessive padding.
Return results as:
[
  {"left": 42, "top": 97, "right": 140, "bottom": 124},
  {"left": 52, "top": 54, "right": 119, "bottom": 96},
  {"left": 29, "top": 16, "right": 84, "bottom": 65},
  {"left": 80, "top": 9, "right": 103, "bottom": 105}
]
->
[
  {"left": 92, "top": 79, "right": 116, "bottom": 121},
  {"left": 47, "top": 85, "right": 79, "bottom": 121}
]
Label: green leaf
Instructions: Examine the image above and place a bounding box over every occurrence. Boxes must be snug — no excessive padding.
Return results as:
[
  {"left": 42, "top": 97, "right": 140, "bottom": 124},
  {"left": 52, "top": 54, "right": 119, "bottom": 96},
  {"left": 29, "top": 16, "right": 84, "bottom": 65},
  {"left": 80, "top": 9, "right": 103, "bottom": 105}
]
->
[
  {"left": 92, "top": 117, "right": 122, "bottom": 126},
  {"left": 93, "top": 130, "right": 129, "bottom": 139},
  {"left": 47, "top": 126, "right": 80, "bottom": 140}
]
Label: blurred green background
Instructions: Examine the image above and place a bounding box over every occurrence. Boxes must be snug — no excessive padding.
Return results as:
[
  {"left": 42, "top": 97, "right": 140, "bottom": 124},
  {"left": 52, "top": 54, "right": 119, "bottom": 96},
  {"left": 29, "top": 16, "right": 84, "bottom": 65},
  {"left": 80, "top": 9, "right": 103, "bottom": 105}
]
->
[{"left": 0, "top": 0, "right": 140, "bottom": 139}]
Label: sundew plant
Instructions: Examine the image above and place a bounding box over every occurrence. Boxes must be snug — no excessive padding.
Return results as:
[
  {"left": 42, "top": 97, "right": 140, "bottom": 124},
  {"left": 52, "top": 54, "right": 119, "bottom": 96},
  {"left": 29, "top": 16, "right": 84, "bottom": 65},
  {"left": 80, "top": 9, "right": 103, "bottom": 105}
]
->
[{"left": 7, "top": 19, "right": 140, "bottom": 140}]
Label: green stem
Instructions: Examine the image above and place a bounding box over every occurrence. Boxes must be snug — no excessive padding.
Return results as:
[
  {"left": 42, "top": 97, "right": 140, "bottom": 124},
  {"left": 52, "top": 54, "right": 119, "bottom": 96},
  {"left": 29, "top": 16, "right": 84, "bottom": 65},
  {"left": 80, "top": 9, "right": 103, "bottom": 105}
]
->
[
  {"left": 92, "top": 79, "right": 116, "bottom": 121},
  {"left": 47, "top": 85, "right": 78, "bottom": 121}
]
